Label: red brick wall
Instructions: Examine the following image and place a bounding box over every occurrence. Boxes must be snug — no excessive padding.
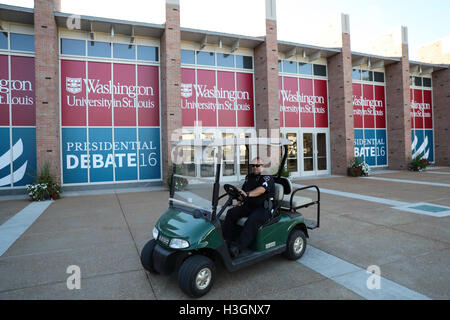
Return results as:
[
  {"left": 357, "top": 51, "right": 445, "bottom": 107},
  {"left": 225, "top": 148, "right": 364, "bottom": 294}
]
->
[
  {"left": 385, "top": 44, "right": 412, "bottom": 170},
  {"left": 327, "top": 33, "right": 354, "bottom": 175},
  {"left": 432, "top": 68, "right": 450, "bottom": 165},
  {"left": 254, "top": 19, "right": 280, "bottom": 164},
  {"left": 160, "top": 2, "right": 182, "bottom": 184},
  {"left": 34, "top": 0, "right": 61, "bottom": 182}
]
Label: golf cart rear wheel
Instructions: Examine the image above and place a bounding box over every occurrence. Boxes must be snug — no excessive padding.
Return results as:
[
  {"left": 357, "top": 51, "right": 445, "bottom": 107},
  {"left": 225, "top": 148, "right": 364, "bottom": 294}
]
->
[
  {"left": 140, "top": 239, "right": 159, "bottom": 274},
  {"left": 284, "top": 229, "right": 307, "bottom": 260},
  {"left": 178, "top": 255, "right": 216, "bottom": 298}
]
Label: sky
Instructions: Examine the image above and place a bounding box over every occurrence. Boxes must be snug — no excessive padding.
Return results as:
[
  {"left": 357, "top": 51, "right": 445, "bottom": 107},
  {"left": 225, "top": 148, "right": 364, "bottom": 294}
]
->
[{"left": 2, "top": 0, "right": 449, "bottom": 60}]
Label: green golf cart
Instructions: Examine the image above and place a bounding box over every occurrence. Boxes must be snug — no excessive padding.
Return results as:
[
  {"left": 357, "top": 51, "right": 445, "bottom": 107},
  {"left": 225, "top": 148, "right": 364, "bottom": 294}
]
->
[{"left": 140, "top": 137, "right": 320, "bottom": 298}]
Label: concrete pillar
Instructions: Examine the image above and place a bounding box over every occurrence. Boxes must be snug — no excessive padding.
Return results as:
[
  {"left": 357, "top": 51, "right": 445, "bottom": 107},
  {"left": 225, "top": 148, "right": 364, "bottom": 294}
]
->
[
  {"left": 432, "top": 68, "right": 450, "bottom": 165},
  {"left": 327, "top": 14, "right": 354, "bottom": 175},
  {"left": 254, "top": 0, "right": 280, "bottom": 165},
  {"left": 34, "top": 0, "right": 61, "bottom": 181},
  {"left": 385, "top": 26, "right": 411, "bottom": 170},
  {"left": 160, "top": 0, "right": 182, "bottom": 184}
]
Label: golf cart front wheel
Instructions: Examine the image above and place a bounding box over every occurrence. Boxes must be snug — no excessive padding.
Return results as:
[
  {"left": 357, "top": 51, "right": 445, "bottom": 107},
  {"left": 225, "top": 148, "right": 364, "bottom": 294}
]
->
[
  {"left": 178, "top": 255, "right": 216, "bottom": 298},
  {"left": 284, "top": 229, "right": 307, "bottom": 260},
  {"left": 140, "top": 239, "right": 159, "bottom": 274}
]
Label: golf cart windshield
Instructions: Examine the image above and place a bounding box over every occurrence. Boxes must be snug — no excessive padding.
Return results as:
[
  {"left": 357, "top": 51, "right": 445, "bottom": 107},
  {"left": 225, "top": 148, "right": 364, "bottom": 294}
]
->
[{"left": 168, "top": 138, "right": 292, "bottom": 220}]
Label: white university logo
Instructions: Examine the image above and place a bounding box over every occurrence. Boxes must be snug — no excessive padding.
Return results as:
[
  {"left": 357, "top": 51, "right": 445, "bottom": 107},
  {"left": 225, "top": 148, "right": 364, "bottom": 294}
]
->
[
  {"left": 66, "top": 77, "right": 82, "bottom": 94},
  {"left": 411, "top": 134, "right": 430, "bottom": 160},
  {"left": 0, "top": 139, "right": 27, "bottom": 187},
  {"left": 181, "top": 83, "right": 192, "bottom": 98}
]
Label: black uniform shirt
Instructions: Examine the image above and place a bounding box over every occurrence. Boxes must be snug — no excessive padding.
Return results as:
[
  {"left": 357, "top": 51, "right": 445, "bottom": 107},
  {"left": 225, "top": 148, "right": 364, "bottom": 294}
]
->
[{"left": 241, "top": 173, "right": 275, "bottom": 208}]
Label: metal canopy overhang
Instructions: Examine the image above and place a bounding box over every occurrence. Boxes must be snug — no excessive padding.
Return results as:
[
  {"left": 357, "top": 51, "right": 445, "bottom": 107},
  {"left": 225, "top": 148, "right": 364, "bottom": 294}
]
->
[
  {"left": 409, "top": 60, "right": 449, "bottom": 74},
  {"left": 278, "top": 40, "right": 341, "bottom": 60},
  {"left": 0, "top": 4, "right": 34, "bottom": 25},
  {"left": 180, "top": 27, "right": 264, "bottom": 49},
  {"left": 351, "top": 51, "right": 400, "bottom": 69},
  {"left": 54, "top": 11, "right": 165, "bottom": 38}
]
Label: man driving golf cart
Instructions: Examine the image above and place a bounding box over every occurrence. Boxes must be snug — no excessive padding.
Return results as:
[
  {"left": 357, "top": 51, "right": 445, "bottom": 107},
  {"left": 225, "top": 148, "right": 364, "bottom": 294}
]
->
[{"left": 223, "top": 157, "right": 275, "bottom": 258}]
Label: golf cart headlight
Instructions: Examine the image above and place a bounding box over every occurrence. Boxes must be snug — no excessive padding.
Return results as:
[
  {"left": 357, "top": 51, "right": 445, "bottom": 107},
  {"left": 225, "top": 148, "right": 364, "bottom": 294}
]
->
[
  {"left": 152, "top": 227, "right": 159, "bottom": 240},
  {"left": 169, "top": 238, "right": 190, "bottom": 249}
]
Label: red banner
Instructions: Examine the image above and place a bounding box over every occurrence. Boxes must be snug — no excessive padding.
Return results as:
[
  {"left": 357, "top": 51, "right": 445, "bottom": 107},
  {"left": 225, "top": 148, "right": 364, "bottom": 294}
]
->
[
  {"left": 113, "top": 63, "right": 136, "bottom": 126},
  {"left": 11, "top": 56, "right": 35, "bottom": 126},
  {"left": 61, "top": 59, "right": 86, "bottom": 126},
  {"left": 236, "top": 72, "right": 254, "bottom": 127},
  {"left": 137, "top": 65, "right": 159, "bottom": 127},
  {"left": 423, "top": 90, "right": 433, "bottom": 129},
  {"left": 181, "top": 68, "right": 196, "bottom": 127},
  {"left": 374, "top": 85, "right": 386, "bottom": 129},
  {"left": 279, "top": 76, "right": 283, "bottom": 127},
  {"left": 412, "top": 89, "right": 423, "bottom": 129},
  {"left": 299, "top": 78, "right": 314, "bottom": 128},
  {"left": 217, "top": 71, "right": 236, "bottom": 127},
  {"left": 196, "top": 69, "right": 217, "bottom": 127},
  {"left": 0, "top": 55, "right": 9, "bottom": 126},
  {"left": 88, "top": 61, "right": 112, "bottom": 126},
  {"left": 353, "top": 83, "right": 363, "bottom": 128},
  {"left": 363, "top": 84, "right": 374, "bottom": 128},
  {"left": 314, "top": 79, "right": 328, "bottom": 128},
  {"left": 282, "top": 76, "right": 299, "bottom": 127}
]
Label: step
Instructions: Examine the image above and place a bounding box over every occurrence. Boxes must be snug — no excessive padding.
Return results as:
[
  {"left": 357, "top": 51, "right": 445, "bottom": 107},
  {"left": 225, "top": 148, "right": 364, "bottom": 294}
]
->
[{"left": 305, "top": 218, "right": 319, "bottom": 230}]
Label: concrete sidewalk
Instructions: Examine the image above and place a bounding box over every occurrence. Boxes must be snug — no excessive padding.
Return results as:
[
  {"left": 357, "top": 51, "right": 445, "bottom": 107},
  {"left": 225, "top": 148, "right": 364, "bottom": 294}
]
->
[{"left": 0, "top": 169, "right": 449, "bottom": 299}]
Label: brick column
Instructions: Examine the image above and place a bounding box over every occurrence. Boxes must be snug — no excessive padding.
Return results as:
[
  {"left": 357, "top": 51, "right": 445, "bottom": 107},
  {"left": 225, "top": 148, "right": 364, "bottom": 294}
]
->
[
  {"left": 254, "top": 0, "right": 280, "bottom": 166},
  {"left": 432, "top": 68, "right": 450, "bottom": 165},
  {"left": 385, "top": 27, "right": 411, "bottom": 170},
  {"left": 160, "top": 0, "right": 182, "bottom": 185},
  {"left": 327, "top": 14, "right": 354, "bottom": 175},
  {"left": 34, "top": 0, "right": 61, "bottom": 182}
]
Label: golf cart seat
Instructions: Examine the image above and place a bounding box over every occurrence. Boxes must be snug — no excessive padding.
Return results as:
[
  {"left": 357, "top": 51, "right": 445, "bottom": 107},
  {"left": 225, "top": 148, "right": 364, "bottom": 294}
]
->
[
  {"left": 219, "top": 183, "right": 285, "bottom": 227},
  {"left": 275, "top": 177, "right": 313, "bottom": 211}
]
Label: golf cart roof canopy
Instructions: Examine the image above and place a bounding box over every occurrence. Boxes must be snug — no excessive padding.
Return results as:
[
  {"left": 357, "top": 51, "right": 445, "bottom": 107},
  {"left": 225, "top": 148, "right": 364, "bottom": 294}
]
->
[{"left": 172, "top": 137, "right": 293, "bottom": 147}]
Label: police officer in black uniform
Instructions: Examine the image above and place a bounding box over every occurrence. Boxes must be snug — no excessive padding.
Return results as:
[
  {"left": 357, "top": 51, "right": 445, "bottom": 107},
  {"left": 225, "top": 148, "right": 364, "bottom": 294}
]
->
[{"left": 222, "top": 157, "right": 275, "bottom": 258}]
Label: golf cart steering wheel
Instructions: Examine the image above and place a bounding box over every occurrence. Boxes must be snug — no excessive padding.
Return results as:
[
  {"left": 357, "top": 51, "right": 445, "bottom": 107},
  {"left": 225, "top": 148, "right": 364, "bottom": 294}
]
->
[{"left": 223, "top": 184, "right": 244, "bottom": 201}]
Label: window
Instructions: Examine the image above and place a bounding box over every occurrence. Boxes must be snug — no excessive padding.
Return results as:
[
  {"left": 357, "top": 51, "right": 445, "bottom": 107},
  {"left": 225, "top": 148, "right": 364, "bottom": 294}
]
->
[
  {"left": 137, "top": 45, "right": 158, "bottom": 61},
  {"left": 361, "top": 70, "right": 373, "bottom": 81},
  {"left": 0, "top": 32, "right": 8, "bottom": 50},
  {"left": 313, "top": 64, "right": 327, "bottom": 77},
  {"left": 299, "top": 62, "right": 312, "bottom": 75},
  {"left": 113, "top": 43, "right": 135, "bottom": 60},
  {"left": 61, "top": 38, "right": 85, "bottom": 56},
  {"left": 414, "top": 76, "right": 422, "bottom": 87},
  {"left": 217, "top": 53, "right": 234, "bottom": 67},
  {"left": 352, "top": 68, "right": 361, "bottom": 80},
  {"left": 423, "top": 77, "right": 432, "bottom": 87},
  {"left": 283, "top": 60, "right": 297, "bottom": 74},
  {"left": 374, "top": 71, "right": 384, "bottom": 83},
  {"left": 278, "top": 60, "right": 282, "bottom": 72},
  {"left": 236, "top": 55, "right": 253, "bottom": 69},
  {"left": 196, "top": 51, "right": 215, "bottom": 66},
  {"left": 10, "top": 33, "right": 34, "bottom": 52},
  {"left": 181, "top": 49, "right": 195, "bottom": 64},
  {"left": 88, "top": 41, "right": 111, "bottom": 58}
]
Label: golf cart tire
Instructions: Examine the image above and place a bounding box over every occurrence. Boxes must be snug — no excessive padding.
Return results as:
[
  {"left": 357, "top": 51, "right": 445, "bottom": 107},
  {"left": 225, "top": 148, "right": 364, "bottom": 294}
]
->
[
  {"left": 178, "top": 255, "right": 216, "bottom": 298},
  {"left": 284, "top": 229, "right": 307, "bottom": 260},
  {"left": 140, "top": 239, "right": 159, "bottom": 274}
]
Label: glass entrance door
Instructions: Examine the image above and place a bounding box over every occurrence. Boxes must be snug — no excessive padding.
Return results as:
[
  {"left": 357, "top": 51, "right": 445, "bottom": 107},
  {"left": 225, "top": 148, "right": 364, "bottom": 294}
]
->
[{"left": 301, "top": 130, "right": 329, "bottom": 176}]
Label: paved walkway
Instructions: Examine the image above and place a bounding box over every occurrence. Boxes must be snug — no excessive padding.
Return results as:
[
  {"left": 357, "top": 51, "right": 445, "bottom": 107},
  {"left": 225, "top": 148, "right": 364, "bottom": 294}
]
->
[{"left": 0, "top": 168, "right": 449, "bottom": 299}]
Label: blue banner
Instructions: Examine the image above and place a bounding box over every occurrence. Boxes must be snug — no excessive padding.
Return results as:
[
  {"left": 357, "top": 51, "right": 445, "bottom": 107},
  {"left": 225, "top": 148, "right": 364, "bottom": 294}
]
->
[
  {"left": 62, "top": 128, "right": 88, "bottom": 184},
  {"left": 12, "top": 128, "right": 36, "bottom": 186},
  {"left": 138, "top": 128, "right": 161, "bottom": 180},
  {"left": 114, "top": 128, "right": 138, "bottom": 181},
  {"left": 88, "top": 128, "right": 114, "bottom": 182},
  {"left": 354, "top": 129, "right": 387, "bottom": 166},
  {"left": 62, "top": 127, "right": 161, "bottom": 184},
  {"left": 412, "top": 129, "right": 434, "bottom": 162},
  {"left": 0, "top": 128, "right": 11, "bottom": 187}
]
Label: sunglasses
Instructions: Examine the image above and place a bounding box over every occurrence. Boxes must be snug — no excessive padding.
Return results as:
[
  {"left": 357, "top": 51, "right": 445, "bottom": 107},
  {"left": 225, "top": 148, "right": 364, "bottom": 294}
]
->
[{"left": 250, "top": 164, "right": 262, "bottom": 168}]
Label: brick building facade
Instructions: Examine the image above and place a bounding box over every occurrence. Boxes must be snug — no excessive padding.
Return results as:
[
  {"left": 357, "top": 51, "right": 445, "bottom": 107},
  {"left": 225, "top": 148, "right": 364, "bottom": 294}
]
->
[{"left": 0, "top": 0, "right": 448, "bottom": 193}]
